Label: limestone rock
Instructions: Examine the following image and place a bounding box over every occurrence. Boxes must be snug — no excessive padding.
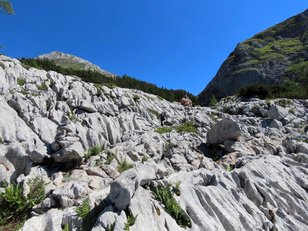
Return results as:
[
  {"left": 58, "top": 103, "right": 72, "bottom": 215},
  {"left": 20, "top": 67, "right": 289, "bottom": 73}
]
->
[
  {"left": 0, "top": 54, "right": 308, "bottom": 231},
  {"left": 268, "top": 105, "right": 288, "bottom": 121},
  {"left": 207, "top": 118, "right": 241, "bottom": 144},
  {"left": 180, "top": 96, "right": 192, "bottom": 107},
  {"left": 109, "top": 169, "right": 138, "bottom": 210},
  {"left": 21, "top": 209, "right": 63, "bottom": 231}
]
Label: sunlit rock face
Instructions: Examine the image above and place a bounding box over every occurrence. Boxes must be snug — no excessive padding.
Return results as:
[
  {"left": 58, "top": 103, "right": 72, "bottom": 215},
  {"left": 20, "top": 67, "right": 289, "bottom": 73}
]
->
[
  {"left": 198, "top": 9, "right": 308, "bottom": 106},
  {"left": 0, "top": 55, "right": 308, "bottom": 231}
]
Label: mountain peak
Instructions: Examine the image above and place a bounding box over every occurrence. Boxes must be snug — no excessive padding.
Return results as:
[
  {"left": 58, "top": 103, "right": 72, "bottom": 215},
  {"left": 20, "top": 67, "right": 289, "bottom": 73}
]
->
[
  {"left": 38, "top": 51, "right": 114, "bottom": 77},
  {"left": 198, "top": 9, "right": 308, "bottom": 105}
]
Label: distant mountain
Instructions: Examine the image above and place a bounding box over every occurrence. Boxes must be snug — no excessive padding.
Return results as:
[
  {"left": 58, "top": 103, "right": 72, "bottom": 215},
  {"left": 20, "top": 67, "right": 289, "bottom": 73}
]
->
[
  {"left": 38, "top": 51, "right": 114, "bottom": 77},
  {"left": 199, "top": 9, "right": 308, "bottom": 105},
  {"left": 20, "top": 57, "right": 198, "bottom": 104}
]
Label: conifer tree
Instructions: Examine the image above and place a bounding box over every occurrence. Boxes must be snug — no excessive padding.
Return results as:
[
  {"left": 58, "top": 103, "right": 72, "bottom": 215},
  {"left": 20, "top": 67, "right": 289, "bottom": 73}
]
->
[{"left": 0, "top": 0, "right": 13, "bottom": 14}]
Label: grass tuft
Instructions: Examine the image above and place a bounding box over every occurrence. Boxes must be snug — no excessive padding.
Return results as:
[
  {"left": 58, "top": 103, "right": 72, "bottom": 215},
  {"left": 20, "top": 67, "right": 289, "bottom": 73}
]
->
[
  {"left": 117, "top": 159, "right": 133, "bottom": 173},
  {"left": 85, "top": 146, "right": 104, "bottom": 161},
  {"left": 154, "top": 126, "right": 172, "bottom": 134},
  {"left": 17, "top": 78, "right": 26, "bottom": 86},
  {"left": 0, "top": 177, "right": 45, "bottom": 227},
  {"left": 176, "top": 122, "right": 197, "bottom": 133},
  {"left": 152, "top": 185, "right": 191, "bottom": 228}
]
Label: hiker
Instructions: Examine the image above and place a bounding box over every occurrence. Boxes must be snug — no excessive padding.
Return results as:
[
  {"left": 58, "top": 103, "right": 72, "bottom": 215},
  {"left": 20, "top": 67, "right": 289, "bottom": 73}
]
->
[{"left": 160, "top": 112, "right": 167, "bottom": 126}]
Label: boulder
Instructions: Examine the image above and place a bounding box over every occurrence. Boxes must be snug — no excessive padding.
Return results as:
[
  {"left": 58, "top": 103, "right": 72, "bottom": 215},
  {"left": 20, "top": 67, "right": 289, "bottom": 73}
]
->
[
  {"left": 52, "top": 137, "right": 84, "bottom": 162},
  {"left": 109, "top": 169, "right": 138, "bottom": 210},
  {"left": 296, "top": 142, "right": 308, "bottom": 154},
  {"left": 109, "top": 165, "right": 156, "bottom": 210},
  {"left": 268, "top": 105, "right": 288, "bottom": 121},
  {"left": 92, "top": 206, "right": 127, "bottom": 231},
  {"left": 21, "top": 209, "right": 63, "bottom": 231},
  {"left": 180, "top": 96, "right": 192, "bottom": 107},
  {"left": 207, "top": 118, "right": 241, "bottom": 144}
]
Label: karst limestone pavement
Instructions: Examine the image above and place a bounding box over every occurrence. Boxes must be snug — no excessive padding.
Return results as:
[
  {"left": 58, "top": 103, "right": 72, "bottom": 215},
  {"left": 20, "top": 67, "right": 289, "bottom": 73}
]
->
[{"left": 0, "top": 55, "right": 307, "bottom": 231}]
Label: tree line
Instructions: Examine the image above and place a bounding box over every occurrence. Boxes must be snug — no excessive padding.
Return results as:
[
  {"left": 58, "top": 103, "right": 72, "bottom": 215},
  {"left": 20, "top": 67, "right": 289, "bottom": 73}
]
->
[{"left": 19, "top": 58, "right": 198, "bottom": 105}]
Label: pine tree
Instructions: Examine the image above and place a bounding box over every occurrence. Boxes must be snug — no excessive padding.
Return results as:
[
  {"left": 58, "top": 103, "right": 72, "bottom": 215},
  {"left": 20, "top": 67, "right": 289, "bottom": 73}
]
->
[{"left": 0, "top": 0, "right": 13, "bottom": 14}]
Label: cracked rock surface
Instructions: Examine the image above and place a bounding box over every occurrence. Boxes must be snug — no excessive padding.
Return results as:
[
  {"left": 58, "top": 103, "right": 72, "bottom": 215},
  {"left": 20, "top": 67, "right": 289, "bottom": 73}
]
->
[{"left": 0, "top": 55, "right": 307, "bottom": 231}]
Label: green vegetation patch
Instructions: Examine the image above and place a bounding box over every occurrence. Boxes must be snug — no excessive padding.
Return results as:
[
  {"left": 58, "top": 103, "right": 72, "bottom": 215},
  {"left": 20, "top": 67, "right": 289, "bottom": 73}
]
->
[
  {"left": 238, "top": 78, "right": 307, "bottom": 99},
  {"left": 19, "top": 58, "right": 198, "bottom": 105},
  {"left": 117, "top": 159, "right": 134, "bottom": 173},
  {"left": 17, "top": 78, "right": 26, "bottom": 86},
  {"left": 176, "top": 122, "right": 197, "bottom": 133},
  {"left": 152, "top": 185, "right": 191, "bottom": 228},
  {"left": 154, "top": 126, "right": 172, "bottom": 134},
  {"left": 0, "top": 178, "right": 45, "bottom": 228},
  {"left": 209, "top": 95, "right": 218, "bottom": 106},
  {"left": 76, "top": 198, "right": 94, "bottom": 231},
  {"left": 37, "top": 83, "right": 48, "bottom": 91},
  {"left": 287, "top": 61, "right": 308, "bottom": 79},
  {"left": 85, "top": 145, "right": 104, "bottom": 160},
  {"left": 253, "top": 38, "right": 303, "bottom": 60},
  {"left": 105, "top": 151, "right": 116, "bottom": 165},
  {"left": 124, "top": 212, "right": 138, "bottom": 231}
]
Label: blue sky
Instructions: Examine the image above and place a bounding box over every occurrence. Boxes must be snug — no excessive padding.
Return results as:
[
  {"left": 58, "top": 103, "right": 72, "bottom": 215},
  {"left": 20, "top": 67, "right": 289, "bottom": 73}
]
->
[{"left": 1, "top": 1, "right": 307, "bottom": 95}]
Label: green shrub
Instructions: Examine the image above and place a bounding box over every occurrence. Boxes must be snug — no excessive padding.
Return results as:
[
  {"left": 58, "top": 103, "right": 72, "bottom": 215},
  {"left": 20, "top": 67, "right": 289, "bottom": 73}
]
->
[
  {"left": 117, "top": 159, "right": 133, "bottom": 173},
  {"left": 0, "top": 137, "right": 3, "bottom": 144},
  {"left": 141, "top": 155, "right": 149, "bottom": 164},
  {"left": 209, "top": 112, "right": 218, "bottom": 122},
  {"left": 154, "top": 127, "right": 172, "bottom": 134},
  {"left": 68, "top": 112, "right": 77, "bottom": 122},
  {"left": 17, "top": 78, "right": 26, "bottom": 86},
  {"left": 0, "top": 178, "right": 45, "bottom": 226},
  {"left": 265, "top": 99, "right": 271, "bottom": 106},
  {"left": 152, "top": 185, "right": 191, "bottom": 228},
  {"left": 76, "top": 198, "right": 92, "bottom": 231},
  {"left": 163, "top": 142, "right": 173, "bottom": 154},
  {"left": 37, "top": 83, "right": 48, "bottom": 91},
  {"left": 62, "top": 223, "right": 70, "bottom": 231},
  {"left": 76, "top": 198, "right": 90, "bottom": 220},
  {"left": 85, "top": 146, "right": 104, "bottom": 160},
  {"left": 289, "top": 108, "right": 295, "bottom": 114},
  {"left": 105, "top": 151, "right": 116, "bottom": 165},
  {"left": 176, "top": 122, "right": 197, "bottom": 133},
  {"left": 172, "top": 181, "right": 181, "bottom": 196},
  {"left": 278, "top": 98, "right": 292, "bottom": 108},
  {"left": 124, "top": 213, "right": 138, "bottom": 231},
  {"left": 226, "top": 165, "right": 233, "bottom": 172},
  {"left": 238, "top": 78, "right": 307, "bottom": 100},
  {"left": 26, "top": 178, "right": 45, "bottom": 207},
  {"left": 209, "top": 95, "right": 218, "bottom": 106}
]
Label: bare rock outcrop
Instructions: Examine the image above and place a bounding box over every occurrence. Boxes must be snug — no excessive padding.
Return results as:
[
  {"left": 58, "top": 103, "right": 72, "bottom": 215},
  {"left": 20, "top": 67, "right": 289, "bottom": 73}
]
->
[{"left": 0, "top": 55, "right": 307, "bottom": 231}]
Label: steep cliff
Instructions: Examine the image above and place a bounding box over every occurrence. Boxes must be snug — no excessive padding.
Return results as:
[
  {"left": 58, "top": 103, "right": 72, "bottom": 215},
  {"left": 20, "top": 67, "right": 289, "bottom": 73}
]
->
[{"left": 199, "top": 9, "right": 308, "bottom": 105}]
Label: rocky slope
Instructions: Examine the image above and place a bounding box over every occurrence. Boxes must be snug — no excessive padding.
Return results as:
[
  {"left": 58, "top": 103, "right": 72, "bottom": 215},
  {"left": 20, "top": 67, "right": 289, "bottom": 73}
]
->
[
  {"left": 0, "top": 55, "right": 308, "bottom": 231},
  {"left": 199, "top": 9, "right": 308, "bottom": 105},
  {"left": 38, "top": 51, "right": 114, "bottom": 77}
]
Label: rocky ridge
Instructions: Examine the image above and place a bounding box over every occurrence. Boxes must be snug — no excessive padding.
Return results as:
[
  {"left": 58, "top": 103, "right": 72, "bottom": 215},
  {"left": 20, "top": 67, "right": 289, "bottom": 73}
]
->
[
  {"left": 199, "top": 9, "right": 308, "bottom": 105},
  {"left": 0, "top": 55, "right": 307, "bottom": 230},
  {"left": 38, "top": 51, "right": 114, "bottom": 77}
]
